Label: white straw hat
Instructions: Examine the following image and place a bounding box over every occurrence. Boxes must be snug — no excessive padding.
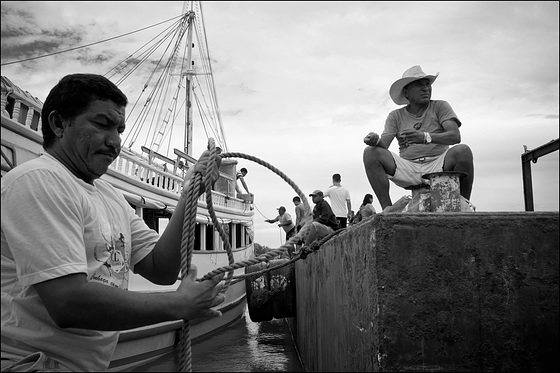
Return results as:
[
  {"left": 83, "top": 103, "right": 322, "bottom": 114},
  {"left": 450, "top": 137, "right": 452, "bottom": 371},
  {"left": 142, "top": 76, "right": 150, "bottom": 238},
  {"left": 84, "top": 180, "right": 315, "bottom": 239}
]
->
[{"left": 389, "top": 65, "right": 439, "bottom": 105}]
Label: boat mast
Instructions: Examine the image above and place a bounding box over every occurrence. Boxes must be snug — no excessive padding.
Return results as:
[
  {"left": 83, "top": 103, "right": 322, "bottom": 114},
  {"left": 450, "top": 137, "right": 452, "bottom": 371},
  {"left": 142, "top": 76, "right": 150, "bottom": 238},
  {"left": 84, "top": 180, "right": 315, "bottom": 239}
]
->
[{"left": 184, "top": 6, "right": 195, "bottom": 156}]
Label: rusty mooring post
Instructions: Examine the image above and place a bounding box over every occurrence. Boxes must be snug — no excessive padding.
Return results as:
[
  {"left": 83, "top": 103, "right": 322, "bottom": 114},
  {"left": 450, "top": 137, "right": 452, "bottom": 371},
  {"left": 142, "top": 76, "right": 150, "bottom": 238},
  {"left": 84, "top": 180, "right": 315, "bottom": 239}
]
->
[
  {"left": 404, "top": 184, "right": 431, "bottom": 212},
  {"left": 422, "top": 171, "right": 467, "bottom": 212}
]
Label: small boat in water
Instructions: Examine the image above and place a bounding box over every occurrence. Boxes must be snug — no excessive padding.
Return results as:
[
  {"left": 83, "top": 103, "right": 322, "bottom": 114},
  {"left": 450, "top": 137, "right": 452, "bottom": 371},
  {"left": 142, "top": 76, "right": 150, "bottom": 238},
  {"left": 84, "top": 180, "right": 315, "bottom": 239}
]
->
[{"left": 1, "top": 1, "right": 254, "bottom": 371}]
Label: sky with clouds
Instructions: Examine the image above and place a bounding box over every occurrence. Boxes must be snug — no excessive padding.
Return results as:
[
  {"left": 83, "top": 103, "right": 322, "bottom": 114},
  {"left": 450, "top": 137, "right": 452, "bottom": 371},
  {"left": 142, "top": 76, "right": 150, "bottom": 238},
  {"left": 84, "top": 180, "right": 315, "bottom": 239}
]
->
[{"left": 1, "top": 1, "right": 558, "bottom": 248}]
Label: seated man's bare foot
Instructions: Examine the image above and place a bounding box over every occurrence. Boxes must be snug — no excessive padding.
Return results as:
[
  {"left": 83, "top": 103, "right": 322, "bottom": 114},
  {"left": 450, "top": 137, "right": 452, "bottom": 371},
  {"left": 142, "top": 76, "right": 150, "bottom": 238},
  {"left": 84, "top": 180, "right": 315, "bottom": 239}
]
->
[{"left": 382, "top": 196, "right": 411, "bottom": 213}]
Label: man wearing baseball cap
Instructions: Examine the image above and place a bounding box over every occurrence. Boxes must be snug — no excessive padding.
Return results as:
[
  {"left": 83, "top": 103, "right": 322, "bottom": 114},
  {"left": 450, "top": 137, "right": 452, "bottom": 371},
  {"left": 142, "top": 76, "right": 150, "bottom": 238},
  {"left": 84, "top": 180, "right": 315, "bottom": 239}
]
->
[
  {"left": 303, "top": 190, "right": 339, "bottom": 247},
  {"left": 265, "top": 206, "right": 296, "bottom": 242},
  {"left": 363, "top": 65, "right": 474, "bottom": 212}
]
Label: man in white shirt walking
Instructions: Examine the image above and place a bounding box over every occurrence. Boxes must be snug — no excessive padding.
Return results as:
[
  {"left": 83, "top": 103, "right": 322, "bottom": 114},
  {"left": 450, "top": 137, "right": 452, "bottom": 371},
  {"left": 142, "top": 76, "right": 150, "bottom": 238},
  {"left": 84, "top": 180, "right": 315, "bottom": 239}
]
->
[{"left": 323, "top": 173, "right": 352, "bottom": 228}]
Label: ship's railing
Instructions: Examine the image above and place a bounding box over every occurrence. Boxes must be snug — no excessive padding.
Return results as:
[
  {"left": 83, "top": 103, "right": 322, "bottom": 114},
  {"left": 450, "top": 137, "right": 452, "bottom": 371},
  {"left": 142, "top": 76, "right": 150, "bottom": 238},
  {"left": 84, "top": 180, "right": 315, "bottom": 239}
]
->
[
  {"left": 110, "top": 149, "right": 184, "bottom": 194},
  {"left": 1, "top": 76, "right": 43, "bottom": 133},
  {"left": 2, "top": 77, "right": 249, "bottom": 212},
  {"left": 521, "top": 138, "right": 560, "bottom": 211},
  {"left": 110, "top": 150, "right": 247, "bottom": 211}
]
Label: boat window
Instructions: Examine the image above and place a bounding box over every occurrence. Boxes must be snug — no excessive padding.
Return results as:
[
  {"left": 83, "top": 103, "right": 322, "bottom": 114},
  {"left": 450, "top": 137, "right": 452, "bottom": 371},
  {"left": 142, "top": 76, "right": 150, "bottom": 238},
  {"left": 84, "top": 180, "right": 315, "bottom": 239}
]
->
[
  {"left": 194, "top": 222, "right": 201, "bottom": 251},
  {"left": 245, "top": 226, "right": 253, "bottom": 245},
  {"left": 235, "top": 224, "right": 242, "bottom": 248},
  {"left": 1, "top": 144, "right": 15, "bottom": 173},
  {"left": 5, "top": 96, "right": 14, "bottom": 118},
  {"left": 18, "top": 103, "right": 29, "bottom": 125},
  {"left": 143, "top": 210, "right": 159, "bottom": 232},
  {"left": 30, "top": 112, "right": 40, "bottom": 131},
  {"left": 142, "top": 209, "right": 172, "bottom": 233},
  {"left": 228, "top": 222, "right": 234, "bottom": 246},
  {"left": 158, "top": 218, "right": 169, "bottom": 233},
  {"left": 205, "top": 225, "right": 214, "bottom": 251}
]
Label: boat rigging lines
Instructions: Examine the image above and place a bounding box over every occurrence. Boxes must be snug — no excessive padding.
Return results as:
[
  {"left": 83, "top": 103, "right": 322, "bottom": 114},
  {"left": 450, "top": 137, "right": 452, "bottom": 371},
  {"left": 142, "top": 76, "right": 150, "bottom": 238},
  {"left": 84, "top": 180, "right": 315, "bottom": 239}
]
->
[
  {"left": 3, "top": 1, "right": 228, "bottom": 160},
  {"left": 106, "top": 1, "right": 228, "bottom": 159}
]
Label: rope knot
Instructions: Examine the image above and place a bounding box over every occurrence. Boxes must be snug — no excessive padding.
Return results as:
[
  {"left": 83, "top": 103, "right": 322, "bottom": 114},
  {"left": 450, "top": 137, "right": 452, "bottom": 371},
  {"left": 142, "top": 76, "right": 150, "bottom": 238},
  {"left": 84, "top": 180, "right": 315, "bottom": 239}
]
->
[
  {"left": 299, "top": 241, "right": 320, "bottom": 260},
  {"left": 310, "top": 241, "right": 321, "bottom": 252}
]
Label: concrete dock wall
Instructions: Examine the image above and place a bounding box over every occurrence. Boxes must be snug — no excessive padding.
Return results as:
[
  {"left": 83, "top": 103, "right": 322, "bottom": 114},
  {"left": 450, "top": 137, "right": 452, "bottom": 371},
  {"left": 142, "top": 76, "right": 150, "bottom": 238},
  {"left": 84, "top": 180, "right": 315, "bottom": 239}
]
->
[{"left": 292, "top": 212, "right": 559, "bottom": 372}]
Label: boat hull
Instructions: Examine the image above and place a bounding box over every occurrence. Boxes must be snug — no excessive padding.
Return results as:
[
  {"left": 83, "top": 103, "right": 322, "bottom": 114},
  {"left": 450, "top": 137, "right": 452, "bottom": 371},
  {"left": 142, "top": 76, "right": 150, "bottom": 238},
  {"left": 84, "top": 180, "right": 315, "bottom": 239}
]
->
[
  {"left": 108, "top": 279, "right": 248, "bottom": 372},
  {"left": 109, "top": 244, "right": 253, "bottom": 371}
]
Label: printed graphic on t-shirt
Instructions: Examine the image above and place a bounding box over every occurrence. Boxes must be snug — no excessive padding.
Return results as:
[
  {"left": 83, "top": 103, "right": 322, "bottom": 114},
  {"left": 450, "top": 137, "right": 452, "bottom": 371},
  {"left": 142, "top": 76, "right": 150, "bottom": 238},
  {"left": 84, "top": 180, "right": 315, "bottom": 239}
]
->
[{"left": 92, "top": 232, "right": 130, "bottom": 288}]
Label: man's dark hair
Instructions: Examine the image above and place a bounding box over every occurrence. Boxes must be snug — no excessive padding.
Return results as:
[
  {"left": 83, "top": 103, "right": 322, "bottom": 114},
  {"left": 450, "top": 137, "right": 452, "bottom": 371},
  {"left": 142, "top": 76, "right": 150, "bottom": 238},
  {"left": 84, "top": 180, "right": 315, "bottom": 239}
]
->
[
  {"left": 332, "top": 173, "right": 341, "bottom": 182},
  {"left": 293, "top": 196, "right": 301, "bottom": 202},
  {"left": 41, "top": 73, "right": 128, "bottom": 149}
]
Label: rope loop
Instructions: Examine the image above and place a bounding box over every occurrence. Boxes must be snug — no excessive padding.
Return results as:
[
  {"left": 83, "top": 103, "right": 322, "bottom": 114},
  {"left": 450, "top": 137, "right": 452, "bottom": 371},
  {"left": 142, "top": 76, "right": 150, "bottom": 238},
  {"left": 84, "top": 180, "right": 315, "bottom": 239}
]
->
[{"left": 178, "top": 140, "right": 346, "bottom": 372}]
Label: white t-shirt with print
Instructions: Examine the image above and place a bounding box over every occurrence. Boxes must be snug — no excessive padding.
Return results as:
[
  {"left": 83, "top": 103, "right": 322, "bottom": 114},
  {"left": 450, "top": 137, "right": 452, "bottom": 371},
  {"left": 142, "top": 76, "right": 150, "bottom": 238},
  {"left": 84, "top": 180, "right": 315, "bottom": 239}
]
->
[{"left": 1, "top": 153, "right": 159, "bottom": 371}]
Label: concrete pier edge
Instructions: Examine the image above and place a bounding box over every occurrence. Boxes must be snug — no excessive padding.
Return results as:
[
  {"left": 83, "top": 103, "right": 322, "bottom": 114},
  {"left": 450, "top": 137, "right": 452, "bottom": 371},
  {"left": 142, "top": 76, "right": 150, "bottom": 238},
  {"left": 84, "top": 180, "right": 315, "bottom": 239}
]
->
[{"left": 291, "top": 211, "right": 559, "bottom": 372}]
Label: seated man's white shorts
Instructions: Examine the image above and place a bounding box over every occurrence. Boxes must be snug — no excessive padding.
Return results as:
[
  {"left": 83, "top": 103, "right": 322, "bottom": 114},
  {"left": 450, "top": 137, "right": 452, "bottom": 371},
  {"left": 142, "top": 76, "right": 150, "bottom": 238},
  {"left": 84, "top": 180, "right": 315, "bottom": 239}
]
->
[{"left": 388, "top": 149, "right": 449, "bottom": 188}]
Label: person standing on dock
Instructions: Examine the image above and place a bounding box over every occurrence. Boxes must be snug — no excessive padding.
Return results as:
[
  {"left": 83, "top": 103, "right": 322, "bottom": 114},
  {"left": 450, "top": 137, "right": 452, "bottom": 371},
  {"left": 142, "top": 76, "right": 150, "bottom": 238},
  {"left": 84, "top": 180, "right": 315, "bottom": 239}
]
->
[
  {"left": 1, "top": 73, "right": 226, "bottom": 372},
  {"left": 323, "top": 173, "right": 352, "bottom": 228},
  {"left": 354, "top": 193, "right": 377, "bottom": 223},
  {"left": 362, "top": 65, "right": 474, "bottom": 212},
  {"left": 292, "top": 196, "right": 306, "bottom": 232},
  {"left": 265, "top": 206, "right": 296, "bottom": 242},
  {"left": 301, "top": 190, "right": 339, "bottom": 248}
]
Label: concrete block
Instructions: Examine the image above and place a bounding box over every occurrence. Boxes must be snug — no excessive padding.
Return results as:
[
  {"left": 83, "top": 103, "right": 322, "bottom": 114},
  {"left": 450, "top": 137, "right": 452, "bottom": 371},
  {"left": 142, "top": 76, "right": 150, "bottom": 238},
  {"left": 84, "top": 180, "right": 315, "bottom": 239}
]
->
[{"left": 293, "top": 212, "right": 559, "bottom": 372}]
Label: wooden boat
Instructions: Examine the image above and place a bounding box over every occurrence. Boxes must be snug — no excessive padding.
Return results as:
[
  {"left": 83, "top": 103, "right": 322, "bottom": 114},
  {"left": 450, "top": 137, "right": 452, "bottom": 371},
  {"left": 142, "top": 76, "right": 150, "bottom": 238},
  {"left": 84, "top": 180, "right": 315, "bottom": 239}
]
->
[{"left": 1, "top": 1, "right": 254, "bottom": 371}]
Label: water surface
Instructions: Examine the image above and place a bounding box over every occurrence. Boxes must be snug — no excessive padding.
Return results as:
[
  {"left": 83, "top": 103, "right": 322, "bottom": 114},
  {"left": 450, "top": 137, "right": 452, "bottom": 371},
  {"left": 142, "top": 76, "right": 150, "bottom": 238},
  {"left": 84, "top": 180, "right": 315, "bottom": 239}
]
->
[{"left": 133, "top": 307, "right": 304, "bottom": 372}]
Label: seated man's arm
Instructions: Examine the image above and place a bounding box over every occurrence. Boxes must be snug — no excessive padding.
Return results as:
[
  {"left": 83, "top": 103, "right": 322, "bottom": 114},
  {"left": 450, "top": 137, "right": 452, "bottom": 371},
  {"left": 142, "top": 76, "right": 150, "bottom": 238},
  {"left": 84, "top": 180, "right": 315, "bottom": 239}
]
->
[
  {"left": 398, "top": 119, "right": 461, "bottom": 147},
  {"left": 377, "top": 132, "right": 396, "bottom": 149},
  {"left": 430, "top": 119, "right": 461, "bottom": 145},
  {"left": 364, "top": 131, "right": 395, "bottom": 149}
]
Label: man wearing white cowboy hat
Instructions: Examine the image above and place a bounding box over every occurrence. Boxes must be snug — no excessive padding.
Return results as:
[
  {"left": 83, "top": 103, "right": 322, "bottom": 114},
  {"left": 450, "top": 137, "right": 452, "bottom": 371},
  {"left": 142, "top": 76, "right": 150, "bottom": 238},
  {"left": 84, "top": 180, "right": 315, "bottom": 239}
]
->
[{"left": 362, "top": 65, "right": 474, "bottom": 212}]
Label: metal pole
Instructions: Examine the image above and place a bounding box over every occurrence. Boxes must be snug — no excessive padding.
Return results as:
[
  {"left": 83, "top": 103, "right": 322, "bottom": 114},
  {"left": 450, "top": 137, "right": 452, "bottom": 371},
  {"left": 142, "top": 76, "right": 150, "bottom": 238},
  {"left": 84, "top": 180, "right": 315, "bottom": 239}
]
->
[
  {"left": 521, "top": 157, "right": 534, "bottom": 211},
  {"left": 521, "top": 139, "right": 559, "bottom": 211}
]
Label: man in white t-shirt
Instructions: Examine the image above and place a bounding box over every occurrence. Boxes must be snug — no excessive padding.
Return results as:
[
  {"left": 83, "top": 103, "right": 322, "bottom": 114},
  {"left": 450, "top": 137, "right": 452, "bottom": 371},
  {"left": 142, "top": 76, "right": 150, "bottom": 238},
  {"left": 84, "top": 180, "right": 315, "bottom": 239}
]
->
[
  {"left": 323, "top": 173, "right": 352, "bottom": 228},
  {"left": 265, "top": 206, "right": 296, "bottom": 242},
  {"left": 1, "top": 73, "right": 225, "bottom": 372}
]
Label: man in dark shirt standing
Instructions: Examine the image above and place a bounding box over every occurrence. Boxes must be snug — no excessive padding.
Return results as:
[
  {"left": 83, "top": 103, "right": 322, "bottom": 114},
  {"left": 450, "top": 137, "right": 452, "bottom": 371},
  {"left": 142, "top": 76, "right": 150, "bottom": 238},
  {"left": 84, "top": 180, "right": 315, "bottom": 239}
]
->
[{"left": 303, "top": 190, "right": 339, "bottom": 247}]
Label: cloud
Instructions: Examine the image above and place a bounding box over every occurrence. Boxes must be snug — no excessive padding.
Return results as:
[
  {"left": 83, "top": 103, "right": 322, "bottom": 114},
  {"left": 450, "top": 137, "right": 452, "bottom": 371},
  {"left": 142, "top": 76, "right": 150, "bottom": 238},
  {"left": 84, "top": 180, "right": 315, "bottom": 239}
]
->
[
  {"left": 1, "top": 1, "right": 558, "bottom": 249},
  {"left": 1, "top": 5, "right": 86, "bottom": 63}
]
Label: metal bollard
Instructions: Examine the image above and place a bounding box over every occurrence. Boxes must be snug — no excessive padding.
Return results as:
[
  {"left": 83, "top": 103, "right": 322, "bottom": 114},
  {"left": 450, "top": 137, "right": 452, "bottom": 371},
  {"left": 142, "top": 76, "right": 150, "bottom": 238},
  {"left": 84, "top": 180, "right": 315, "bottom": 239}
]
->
[
  {"left": 404, "top": 184, "right": 432, "bottom": 212},
  {"left": 422, "top": 171, "right": 467, "bottom": 212}
]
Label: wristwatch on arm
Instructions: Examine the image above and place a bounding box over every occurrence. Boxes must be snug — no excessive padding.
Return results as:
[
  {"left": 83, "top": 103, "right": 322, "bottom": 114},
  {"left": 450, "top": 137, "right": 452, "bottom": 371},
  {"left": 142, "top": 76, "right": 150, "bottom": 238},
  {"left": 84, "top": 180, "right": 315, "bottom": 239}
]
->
[{"left": 424, "top": 132, "right": 432, "bottom": 144}]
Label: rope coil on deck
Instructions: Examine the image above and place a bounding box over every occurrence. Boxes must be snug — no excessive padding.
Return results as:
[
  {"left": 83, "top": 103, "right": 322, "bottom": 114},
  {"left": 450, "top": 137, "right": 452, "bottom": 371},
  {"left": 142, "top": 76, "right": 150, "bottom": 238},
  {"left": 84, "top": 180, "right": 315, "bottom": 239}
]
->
[{"left": 178, "top": 139, "right": 344, "bottom": 372}]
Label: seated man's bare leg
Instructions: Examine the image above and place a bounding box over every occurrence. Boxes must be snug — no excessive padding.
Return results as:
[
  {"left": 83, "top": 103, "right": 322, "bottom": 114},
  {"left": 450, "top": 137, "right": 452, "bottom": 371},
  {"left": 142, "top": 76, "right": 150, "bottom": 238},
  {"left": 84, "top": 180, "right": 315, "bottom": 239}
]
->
[
  {"left": 363, "top": 146, "right": 397, "bottom": 209},
  {"left": 304, "top": 224, "right": 318, "bottom": 246},
  {"left": 443, "top": 144, "right": 474, "bottom": 200}
]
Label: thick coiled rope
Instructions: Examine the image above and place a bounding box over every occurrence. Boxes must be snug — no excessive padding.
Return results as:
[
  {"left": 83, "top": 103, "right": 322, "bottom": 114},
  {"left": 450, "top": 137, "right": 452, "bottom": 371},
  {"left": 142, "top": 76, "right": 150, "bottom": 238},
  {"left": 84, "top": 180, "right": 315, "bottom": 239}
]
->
[
  {"left": 177, "top": 140, "right": 342, "bottom": 372},
  {"left": 178, "top": 139, "right": 224, "bottom": 372}
]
